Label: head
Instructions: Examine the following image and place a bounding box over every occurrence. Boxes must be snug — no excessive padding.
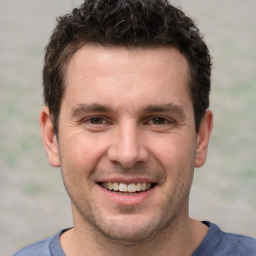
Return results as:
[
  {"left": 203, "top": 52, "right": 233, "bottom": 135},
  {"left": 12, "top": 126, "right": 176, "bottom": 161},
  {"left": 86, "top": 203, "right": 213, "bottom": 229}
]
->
[
  {"left": 43, "top": 0, "right": 211, "bottom": 135},
  {"left": 40, "top": 0, "right": 213, "bottom": 246}
]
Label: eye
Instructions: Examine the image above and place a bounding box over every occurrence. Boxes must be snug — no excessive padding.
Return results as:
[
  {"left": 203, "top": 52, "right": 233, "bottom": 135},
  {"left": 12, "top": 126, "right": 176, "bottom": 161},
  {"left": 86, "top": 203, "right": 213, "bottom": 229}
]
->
[
  {"left": 87, "top": 117, "right": 106, "bottom": 125},
  {"left": 150, "top": 117, "right": 169, "bottom": 125}
]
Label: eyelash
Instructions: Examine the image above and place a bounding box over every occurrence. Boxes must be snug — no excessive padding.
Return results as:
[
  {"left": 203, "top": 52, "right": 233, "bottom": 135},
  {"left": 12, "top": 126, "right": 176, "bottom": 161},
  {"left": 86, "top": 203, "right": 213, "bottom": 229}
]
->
[
  {"left": 146, "top": 116, "right": 172, "bottom": 125},
  {"left": 82, "top": 116, "right": 174, "bottom": 127},
  {"left": 83, "top": 116, "right": 108, "bottom": 125}
]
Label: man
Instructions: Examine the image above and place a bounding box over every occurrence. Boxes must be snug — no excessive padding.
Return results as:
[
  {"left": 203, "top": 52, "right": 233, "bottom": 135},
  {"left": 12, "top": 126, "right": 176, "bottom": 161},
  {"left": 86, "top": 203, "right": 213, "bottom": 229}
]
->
[{"left": 14, "top": 0, "right": 256, "bottom": 255}]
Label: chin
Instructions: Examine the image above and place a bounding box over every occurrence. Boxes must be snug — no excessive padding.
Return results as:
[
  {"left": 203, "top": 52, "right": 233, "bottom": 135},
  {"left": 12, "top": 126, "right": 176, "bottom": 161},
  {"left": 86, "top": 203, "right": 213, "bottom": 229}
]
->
[
  {"left": 86, "top": 212, "right": 175, "bottom": 244},
  {"left": 96, "top": 223, "right": 159, "bottom": 244}
]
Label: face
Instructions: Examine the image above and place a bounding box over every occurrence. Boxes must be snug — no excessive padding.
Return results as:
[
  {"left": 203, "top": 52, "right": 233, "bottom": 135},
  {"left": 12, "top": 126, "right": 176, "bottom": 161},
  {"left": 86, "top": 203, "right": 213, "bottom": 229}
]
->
[{"left": 40, "top": 45, "right": 212, "bottom": 243}]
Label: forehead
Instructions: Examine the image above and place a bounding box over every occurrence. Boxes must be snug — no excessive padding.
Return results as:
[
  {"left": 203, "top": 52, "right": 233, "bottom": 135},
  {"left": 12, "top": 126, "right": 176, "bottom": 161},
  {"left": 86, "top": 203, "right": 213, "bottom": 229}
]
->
[
  {"left": 63, "top": 45, "right": 192, "bottom": 112},
  {"left": 66, "top": 45, "right": 189, "bottom": 79}
]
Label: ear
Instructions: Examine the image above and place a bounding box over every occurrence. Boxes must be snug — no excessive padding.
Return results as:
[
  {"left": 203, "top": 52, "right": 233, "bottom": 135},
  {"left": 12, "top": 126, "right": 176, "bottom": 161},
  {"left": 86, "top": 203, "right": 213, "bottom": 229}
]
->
[
  {"left": 194, "top": 110, "right": 213, "bottom": 167},
  {"left": 39, "top": 106, "right": 60, "bottom": 167}
]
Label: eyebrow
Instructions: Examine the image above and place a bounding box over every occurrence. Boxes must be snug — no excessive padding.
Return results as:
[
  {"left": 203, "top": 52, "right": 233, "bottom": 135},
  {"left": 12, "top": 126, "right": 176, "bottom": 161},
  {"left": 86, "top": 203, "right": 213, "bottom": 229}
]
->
[
  {"left": 71, "top": 103, "right": 186, "bottom": 119},
  {"left": 142, "top": 104, "right": 186, "bottom": 119},
  {"left": 71, "top": 103, "right": 112, "bottom": 117}
]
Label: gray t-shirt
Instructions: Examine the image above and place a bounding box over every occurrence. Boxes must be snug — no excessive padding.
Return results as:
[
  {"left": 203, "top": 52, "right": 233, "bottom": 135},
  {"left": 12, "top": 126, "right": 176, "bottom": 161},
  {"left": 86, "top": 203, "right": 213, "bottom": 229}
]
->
[{"left": 14, "top": 221, "right": 256, "bottom": 256}]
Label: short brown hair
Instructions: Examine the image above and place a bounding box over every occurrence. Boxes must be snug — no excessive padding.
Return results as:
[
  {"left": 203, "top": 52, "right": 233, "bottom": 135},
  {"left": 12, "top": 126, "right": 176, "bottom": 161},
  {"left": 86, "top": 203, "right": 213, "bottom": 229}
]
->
[{"left": 43, "top": 0, "right": 211, "bottom": 134}]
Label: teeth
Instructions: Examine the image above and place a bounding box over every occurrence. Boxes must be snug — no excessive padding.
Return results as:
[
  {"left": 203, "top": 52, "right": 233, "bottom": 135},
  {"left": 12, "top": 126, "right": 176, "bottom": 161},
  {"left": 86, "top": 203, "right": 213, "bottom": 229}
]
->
[
  {"left": 108, "top": 182, "right": 113, "bottom": 190},
  {"left": 136, "top": 183, "right": 141, "bottom": 191},
  {"left": 115, "top": 192, "right": 139, "bottom": 196},
  {"left": 113, "top": 182, "right": 119, "bottom": 191},
  {"left": 119, "top": 183, "right": 128, "bottom": 192},
  {"left": 128, "top": 183, "right": 136, "bottom": 192},
  {"left": 101, "top": 182, "right": 152, "bottom": 192}
]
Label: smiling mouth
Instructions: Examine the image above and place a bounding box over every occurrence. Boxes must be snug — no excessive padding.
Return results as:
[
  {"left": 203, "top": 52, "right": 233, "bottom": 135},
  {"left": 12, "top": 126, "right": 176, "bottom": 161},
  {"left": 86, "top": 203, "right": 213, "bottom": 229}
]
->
[{"left": 99, "top": 182, "right": 155, "bottom": 196}]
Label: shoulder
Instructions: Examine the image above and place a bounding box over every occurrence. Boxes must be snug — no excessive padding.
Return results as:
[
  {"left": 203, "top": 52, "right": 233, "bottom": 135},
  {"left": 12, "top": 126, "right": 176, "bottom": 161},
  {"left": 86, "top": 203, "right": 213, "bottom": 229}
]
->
[
  {"left": 14, "top": 237, "right": 52, "bottom": 256},
  {"left": 194, "top": 221, "right": 256, "bottom": 256},
  {"left": 13, "top": 231, "right": 63, "bottom": 256},
  {"left": 218, "top": 229, "right": 256, "bottom": 254}
]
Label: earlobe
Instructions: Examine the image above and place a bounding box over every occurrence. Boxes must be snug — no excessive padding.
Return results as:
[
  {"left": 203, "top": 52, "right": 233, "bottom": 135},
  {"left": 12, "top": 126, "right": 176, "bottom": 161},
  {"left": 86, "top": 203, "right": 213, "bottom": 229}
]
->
[
  {"left": 194, "top": 110, "right": 213, "bottom": 168},
  {"left": 39, "top": 106, "right": 60, "bottom": 167}
]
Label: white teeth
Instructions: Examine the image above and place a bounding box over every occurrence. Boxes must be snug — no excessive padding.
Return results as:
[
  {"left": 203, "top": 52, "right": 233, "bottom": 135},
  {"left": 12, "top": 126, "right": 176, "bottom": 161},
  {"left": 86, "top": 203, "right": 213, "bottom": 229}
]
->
[
  {"left": 119, "top": 183, "right": 128, "bottom": 192},
  {"left": 127, "top": 183, "right": 136, "bottom": 192},
  {"left": 101, "top": 182, "right": 152, "bottom": 192},
  {"left": 113, "top": 182, "right": 119, "bottom": 191},
  {"left": 141, "top": 183, "right": 146, "bottom": 191},
  {"left": 136, "top": 183, "right": 142, "bottom": 191},
  {"left": 108, "top": 182, "right": 113, "bottom": 191}
]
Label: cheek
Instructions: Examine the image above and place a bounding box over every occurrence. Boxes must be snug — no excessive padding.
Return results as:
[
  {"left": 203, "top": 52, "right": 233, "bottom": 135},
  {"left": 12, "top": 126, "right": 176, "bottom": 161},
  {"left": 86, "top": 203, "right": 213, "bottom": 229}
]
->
[
  {"left": 151, "top": 135, "right": 195, "bottom": 162},
  {"left": 150, "top": 135, "right": 196, "bottom": 181},
  {"left": 59, "top": 132, "right": 110, "bottom": 175}
]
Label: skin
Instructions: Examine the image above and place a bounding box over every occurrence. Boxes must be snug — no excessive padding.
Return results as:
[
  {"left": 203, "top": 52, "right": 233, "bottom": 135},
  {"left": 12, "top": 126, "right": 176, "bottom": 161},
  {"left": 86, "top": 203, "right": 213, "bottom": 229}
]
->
[{"left": 40, "top": 45, "right": 213, "bottom": 256}]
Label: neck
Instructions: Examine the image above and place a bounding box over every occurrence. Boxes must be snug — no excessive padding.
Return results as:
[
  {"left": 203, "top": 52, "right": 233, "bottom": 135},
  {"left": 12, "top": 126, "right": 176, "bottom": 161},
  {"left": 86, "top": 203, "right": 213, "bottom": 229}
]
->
[{"left": 60, "top": 209, "right": 208, "bottom": 256}]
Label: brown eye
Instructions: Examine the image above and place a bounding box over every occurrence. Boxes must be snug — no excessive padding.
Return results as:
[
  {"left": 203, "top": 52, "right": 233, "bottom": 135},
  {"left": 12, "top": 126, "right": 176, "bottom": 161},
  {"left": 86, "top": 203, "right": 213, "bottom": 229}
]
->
[
  {"left": 89, "top": 117, "right": 105, "bottom": 125},
  {"left": 151, "top": 117, "right": 167, "bottom": 125}
]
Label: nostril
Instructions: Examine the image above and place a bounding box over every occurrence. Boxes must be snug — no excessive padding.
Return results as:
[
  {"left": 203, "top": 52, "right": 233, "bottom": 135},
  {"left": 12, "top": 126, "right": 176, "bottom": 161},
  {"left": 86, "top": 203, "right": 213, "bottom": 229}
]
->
[{"left": 108, "top": 147, "right": 149, "bottom": 169}]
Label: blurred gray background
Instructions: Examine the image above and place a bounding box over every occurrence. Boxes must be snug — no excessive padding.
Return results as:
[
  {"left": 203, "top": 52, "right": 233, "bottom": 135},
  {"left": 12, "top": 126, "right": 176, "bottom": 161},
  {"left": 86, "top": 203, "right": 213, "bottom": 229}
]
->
[{"left": 0, "top": 0, "right": 255, "bottom": 255}]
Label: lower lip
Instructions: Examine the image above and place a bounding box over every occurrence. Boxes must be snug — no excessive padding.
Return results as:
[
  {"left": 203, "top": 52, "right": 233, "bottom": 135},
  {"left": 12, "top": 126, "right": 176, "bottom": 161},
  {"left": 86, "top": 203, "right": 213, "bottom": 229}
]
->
[{"left": 97, "top": 184, "right": 156, "bottom": 206}]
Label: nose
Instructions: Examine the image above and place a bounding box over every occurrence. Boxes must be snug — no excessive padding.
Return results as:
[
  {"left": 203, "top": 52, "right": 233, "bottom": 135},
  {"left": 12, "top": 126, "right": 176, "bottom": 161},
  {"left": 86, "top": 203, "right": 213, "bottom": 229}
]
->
[{"left": 107, "top": 122, "right": 149, "bottom": 169}]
